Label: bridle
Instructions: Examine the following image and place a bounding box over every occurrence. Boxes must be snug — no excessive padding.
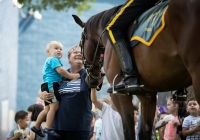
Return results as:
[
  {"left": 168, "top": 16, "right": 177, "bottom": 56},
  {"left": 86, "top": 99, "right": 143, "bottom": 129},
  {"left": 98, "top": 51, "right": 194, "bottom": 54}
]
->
[{"left": 79, "top": 28, "right": 105, "bottom": 81}]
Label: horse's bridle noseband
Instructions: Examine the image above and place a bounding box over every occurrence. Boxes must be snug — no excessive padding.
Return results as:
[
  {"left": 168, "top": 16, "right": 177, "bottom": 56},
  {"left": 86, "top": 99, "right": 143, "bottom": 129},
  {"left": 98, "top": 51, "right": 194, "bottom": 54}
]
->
[{"left": 79, "top": 28, "right": 105, "bottom": 80}]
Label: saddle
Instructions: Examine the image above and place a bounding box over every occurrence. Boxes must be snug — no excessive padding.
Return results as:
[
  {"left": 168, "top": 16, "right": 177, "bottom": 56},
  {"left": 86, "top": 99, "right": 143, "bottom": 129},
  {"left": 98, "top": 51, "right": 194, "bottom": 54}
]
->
[{"left": 130, "top": 0, "right": 169, "bottom": 47}]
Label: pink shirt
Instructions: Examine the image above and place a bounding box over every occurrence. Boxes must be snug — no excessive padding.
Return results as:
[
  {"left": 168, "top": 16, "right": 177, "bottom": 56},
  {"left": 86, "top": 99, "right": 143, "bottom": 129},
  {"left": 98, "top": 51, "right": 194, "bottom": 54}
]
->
[{"left": 163, "top": 116, "right": 180, "bottom": 140}]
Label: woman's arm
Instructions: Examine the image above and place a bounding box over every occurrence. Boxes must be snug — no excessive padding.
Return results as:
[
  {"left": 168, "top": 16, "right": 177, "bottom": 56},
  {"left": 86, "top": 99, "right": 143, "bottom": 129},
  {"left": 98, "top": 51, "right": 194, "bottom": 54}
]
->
[
  {"left": 182, "top": 126, "right": 200, "bottom": 136},
  {"left": 91, "top": 88, "right": 103, "bottom": 111}
]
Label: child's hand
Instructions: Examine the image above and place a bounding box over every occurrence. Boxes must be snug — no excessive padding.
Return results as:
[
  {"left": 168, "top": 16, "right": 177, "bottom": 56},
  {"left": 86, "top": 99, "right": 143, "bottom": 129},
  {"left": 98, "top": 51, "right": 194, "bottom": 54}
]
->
[
  {"left": 24, "top": 130, "right": 29, "bottom": 136},
  {"left": 161, "top": 121, "right": 167, "bottom": 126},
  {"left": 75, "top": 73, "right": 80, "bottom": 79},
  {"left": 172, "top": 120, "right": 179, "bottom": 127},
  {"left": 96, "top": 86, "right": 100, "bottom": 90},
  {"left": 15, "top": 132, "right": 23, "bottom": 139},
  {"left": 195, "top": 125, "right": 200, "bottom": 132}
]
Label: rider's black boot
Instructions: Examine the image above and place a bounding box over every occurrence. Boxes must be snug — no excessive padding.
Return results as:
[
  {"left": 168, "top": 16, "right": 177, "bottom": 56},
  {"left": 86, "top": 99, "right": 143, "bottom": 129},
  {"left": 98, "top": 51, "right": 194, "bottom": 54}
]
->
[
  {"left": 107, "top": 39, "right": 144, "bottom": 94},
  {"left": 172, "top": 88, "right": 188, "bottom": 101}
]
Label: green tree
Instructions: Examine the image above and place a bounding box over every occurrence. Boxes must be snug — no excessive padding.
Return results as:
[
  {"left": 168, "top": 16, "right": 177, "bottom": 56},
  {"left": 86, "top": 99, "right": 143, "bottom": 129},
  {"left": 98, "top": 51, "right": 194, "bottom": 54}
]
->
[{"left": 18, "top": 0, "right": 95, "bottom": 14}]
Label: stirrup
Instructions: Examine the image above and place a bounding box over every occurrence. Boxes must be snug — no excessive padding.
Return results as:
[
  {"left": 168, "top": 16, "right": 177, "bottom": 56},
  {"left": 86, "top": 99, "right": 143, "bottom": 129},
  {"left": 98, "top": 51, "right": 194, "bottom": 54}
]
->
[
  {"left": 111, "top": 74, "right": 144, "bottom": 95},
  {"left": 111, "top": 74, "right": 126, "bottom": 95}
]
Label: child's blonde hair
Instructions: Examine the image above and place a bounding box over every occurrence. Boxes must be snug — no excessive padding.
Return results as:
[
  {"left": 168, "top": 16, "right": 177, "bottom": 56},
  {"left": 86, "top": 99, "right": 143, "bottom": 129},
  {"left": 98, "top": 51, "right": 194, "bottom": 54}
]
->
[{"left": 46, "top": 41, "right": 63, "bottom": 50}]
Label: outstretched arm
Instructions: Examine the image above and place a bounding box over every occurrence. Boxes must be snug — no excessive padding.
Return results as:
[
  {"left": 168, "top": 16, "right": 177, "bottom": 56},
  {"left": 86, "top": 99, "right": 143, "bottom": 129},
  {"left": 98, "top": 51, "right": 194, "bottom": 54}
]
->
[
  {"left": 91, "top": 88, "right": 103, "bottom": 111},
  {"left": 56, "top": 66, "right": 80, "bottom": 79},
  {"left": 182, "top": 126, "right": 200, "bottom": 136}
]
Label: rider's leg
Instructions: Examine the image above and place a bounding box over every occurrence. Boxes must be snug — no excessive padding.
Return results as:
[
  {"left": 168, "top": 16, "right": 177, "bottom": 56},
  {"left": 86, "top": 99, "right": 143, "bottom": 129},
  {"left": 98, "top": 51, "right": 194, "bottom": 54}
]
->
[{"left": 106, "top": 0, "right": 158, "bottom": 93}]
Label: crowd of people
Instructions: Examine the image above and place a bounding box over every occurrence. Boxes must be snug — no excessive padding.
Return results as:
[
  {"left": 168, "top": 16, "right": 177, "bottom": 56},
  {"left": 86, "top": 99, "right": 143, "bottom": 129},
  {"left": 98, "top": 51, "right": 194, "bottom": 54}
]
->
[
  {"left": 6, "top": 41, "right": 200, "bottom": 140},
  {"left": 6, "top": 0, "right": 195, "bottom": 139}
]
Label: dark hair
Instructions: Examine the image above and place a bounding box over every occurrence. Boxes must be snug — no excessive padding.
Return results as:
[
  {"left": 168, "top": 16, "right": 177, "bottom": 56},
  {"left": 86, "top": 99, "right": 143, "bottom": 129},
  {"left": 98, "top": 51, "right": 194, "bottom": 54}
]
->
[
  {"left": 187, "top": 96, "right": 197, "bottom": 104},
  {"left": 14, "top": 110, "right": 28, "bottom": 123},
  {"left": 133, "top": 105, "right": 138, "bottom": 111},
  {"left": 27, "top": 104, "right": 44, "bottom": 121}
]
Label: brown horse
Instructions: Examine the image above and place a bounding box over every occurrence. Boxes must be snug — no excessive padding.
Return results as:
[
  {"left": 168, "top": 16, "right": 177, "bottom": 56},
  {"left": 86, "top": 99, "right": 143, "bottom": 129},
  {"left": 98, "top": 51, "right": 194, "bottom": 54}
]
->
[{"left": 72, "top": 0, "right": 200, "bottom": 139}]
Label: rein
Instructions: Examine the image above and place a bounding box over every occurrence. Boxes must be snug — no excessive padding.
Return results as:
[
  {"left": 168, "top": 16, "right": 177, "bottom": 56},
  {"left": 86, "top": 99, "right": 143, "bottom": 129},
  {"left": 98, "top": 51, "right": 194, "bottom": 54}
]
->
[{"left": 80, "top": 28, "right": 105, "bottom": 80}]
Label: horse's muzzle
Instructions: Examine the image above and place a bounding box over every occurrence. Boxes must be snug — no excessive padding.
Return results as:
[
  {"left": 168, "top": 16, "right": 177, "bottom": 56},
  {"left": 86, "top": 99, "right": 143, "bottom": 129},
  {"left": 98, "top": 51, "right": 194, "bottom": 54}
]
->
[{"left": 85, "top": 76, "right": 99, "bottom": 88}]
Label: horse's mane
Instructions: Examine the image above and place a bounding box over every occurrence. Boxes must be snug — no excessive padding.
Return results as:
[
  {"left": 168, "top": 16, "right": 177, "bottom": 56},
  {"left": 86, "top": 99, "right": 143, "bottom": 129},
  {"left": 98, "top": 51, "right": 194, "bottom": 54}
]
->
[{"left": 86, "top": 5, "right": 122, "bottom": 35}]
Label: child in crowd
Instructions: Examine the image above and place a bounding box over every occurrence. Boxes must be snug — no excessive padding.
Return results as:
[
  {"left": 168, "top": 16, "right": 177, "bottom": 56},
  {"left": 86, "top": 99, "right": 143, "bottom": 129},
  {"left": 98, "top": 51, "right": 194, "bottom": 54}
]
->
[
  {"left": 31, "top": 41, "right": 80, "bottom": 137},
  {"left": 162, "top": 98, "right": 181, "bottom": 140},
  {"left": 133, "top": 106, "right": 139, "bottom": 139},
  {"left": 89, "top": 111, "right": 96, "bottom": 140},
  {"left": 91, "top": 88, "right": 124, "bottom": 140},
  {"left": 93, "top": 98, "right": 110, "bottom": 140},
  {"left": 27, "top": 103, "right": 48, "bottom": 140},
  {"left": 182, "top": 96, "right": 200, "bottom": 139},
  {"left": 7, "top": 110, "right": 30, "bottom": 140},
  {"left": 156, "top": 112, "right": 169, "bottom": 140}
]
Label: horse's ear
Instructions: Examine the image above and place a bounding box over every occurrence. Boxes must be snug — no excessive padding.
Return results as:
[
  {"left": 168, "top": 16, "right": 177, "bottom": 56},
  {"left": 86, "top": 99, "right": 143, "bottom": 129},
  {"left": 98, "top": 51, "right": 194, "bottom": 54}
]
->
[{"left": 72, "top": 15, "right": 85, "bottom": 28}]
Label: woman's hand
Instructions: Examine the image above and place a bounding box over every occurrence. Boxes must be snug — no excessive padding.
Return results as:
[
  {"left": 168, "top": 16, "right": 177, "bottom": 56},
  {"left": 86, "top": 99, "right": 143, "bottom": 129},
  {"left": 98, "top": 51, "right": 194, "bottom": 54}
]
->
[{"left": 38, "top": 90, "right": 54, "bottom": 103}]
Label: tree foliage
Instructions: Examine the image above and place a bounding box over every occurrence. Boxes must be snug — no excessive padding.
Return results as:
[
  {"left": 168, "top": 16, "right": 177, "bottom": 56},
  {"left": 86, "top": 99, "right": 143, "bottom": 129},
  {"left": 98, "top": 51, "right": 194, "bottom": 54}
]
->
[{"left": 18, "top": 0, "right": 95, "bottom": 14}]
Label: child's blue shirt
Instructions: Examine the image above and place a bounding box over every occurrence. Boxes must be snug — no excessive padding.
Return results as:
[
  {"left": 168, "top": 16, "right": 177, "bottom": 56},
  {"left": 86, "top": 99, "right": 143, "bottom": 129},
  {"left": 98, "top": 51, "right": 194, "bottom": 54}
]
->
[{"left": 42, "top": 56, "right": 63, "bottom": 90}]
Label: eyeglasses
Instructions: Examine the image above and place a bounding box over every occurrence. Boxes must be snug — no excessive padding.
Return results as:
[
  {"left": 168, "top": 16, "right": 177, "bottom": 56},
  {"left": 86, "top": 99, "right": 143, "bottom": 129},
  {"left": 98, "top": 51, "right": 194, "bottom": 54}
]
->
[{"left": 72, "top": 51, "right": 82, "bottom": 54}]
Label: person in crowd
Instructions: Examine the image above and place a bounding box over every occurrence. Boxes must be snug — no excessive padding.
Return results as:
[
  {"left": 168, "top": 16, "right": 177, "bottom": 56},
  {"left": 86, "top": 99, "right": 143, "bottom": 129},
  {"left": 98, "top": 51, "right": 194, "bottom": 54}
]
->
[
  {"left": 91, "top": 88, "right": 124, "bottom": 140},
  {"left": 89, "top": 111, "right": 96, "bottom": 140},
  {"left": 7, "top": 110, "right": 29, "bottom": 140},
  {"left": 133, "top": 106, "right": 139, "bottom": 139},
  {"left": 93, "top": 98, "right": 110, "bottom": 140},
  {"left": 151, "top": 106, "right": 160, "bottom": 140},
  {"left": 176, "top": 101, "right": 188, "bottom": 140},
  {"left": 31, "top": 41, "right": 80, "bottom": 137},
  {"left": 157, "top": 105, "right": 168, "bottom": 119},
  {"left": 27, "top": 103, "right": 48, "bottom": 140},
  {"left": 39, "top": 45, "right": 103, "bottom": 140},
  {"left": 156, "top": 112, "right": 169, "bottom": 140},
  {"left": 182, "top": 96, "right": 200, "bottom": 139},
  {"left": 162, "top": 98, "right": 181, "bottom": 140}
]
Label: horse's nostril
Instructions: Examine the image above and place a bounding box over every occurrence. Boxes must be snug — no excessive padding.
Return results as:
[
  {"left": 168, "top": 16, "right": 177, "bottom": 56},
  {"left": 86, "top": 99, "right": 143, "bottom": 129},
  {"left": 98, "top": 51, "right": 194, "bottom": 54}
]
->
[{"left": 86, "top": 76, "right": 99, "bottom": 88}]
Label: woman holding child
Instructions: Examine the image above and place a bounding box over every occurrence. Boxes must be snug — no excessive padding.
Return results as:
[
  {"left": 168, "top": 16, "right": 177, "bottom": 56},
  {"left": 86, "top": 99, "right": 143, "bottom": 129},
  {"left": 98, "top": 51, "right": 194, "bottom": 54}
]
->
[{"left": 39, "top": 44, "right": 99, "bottom": 140}]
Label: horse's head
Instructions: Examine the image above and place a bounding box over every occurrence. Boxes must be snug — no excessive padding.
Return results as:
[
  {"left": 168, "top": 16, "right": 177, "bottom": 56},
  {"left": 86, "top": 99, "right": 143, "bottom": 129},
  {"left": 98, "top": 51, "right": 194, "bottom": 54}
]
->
[{"left": 72, "top": 15, "right": 105, "bottom": 88}]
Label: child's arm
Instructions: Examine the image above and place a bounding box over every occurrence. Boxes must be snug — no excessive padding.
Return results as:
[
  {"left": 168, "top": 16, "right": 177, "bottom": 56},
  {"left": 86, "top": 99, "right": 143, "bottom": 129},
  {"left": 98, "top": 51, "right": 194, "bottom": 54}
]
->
[
  {"left": 182, "top": 126, "right": 200, "bottom": 136},
  {"left": 56, "top": 66, "right": 80, "bottom": 79},
  {"left": 91, "top": 88, "right": 103, "bottom": 111},
  {"left": 7, "top": 132, "right": 22, "bottom": 140},
  {"left": 24, "top": 122, "right": 35, "bottom": 140}
]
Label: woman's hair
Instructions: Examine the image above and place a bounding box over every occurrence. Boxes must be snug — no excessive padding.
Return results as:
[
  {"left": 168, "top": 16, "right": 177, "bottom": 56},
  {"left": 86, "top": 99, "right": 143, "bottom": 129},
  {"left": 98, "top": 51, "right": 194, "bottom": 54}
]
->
[
  {"left": 27, "top": 104, "right": 44, "bottom": 121},
  {"left": 68, "top": 44, "right": 80, "bottom": 58},
  {"left": 15, "top": 110, "right": 28, "bottom": 123}
]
